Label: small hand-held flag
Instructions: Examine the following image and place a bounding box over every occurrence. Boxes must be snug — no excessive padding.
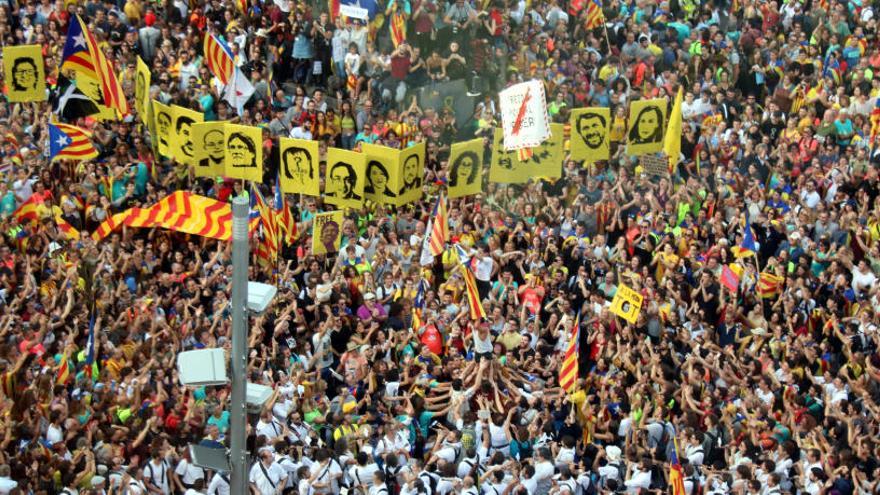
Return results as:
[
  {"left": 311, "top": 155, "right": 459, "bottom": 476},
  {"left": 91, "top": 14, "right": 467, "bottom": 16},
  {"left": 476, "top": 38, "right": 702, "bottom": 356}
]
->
[
  {"left": 204, "top": 33, "right": 235, "bottom": 85},
  {"left": 731, "top": 213, "right": 757, "bottom": 258},
  {"left": 558, "top": 311, "right": 581, "bottom": 393},
  {"left": 84, "top": 313, "right": 96, "bottom": 379},
  {"left": 584, "top": 0, "right": 604, "bottom": 29},
  {"left": 669, "top": 438, "right": 687, "bottom": 495},
  {"left": 428, "top": 193, "right": 448, "bottom": 257}
]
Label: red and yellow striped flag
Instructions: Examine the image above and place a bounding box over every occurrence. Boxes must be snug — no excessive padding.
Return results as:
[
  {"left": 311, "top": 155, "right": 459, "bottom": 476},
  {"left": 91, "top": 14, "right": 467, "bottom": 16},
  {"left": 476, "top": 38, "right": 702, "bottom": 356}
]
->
[
  {"left": 12, "top": 196, "right": 39, "bottom": 224},
  {"left": 55, "top": 354, "right": 71, "bottom": 385},
  {"left": 584, "top": 0, "right": 604, "bottom": 29},
  {"left": 428, "top": 193, "right": 448, "bottom": 256},
  {"left": 757, "top": 272, "right": 783, "bottom": 298},
  {"left": 91, "top": 212, "right": 130, "bottom": 242},
  {"left": 669, "top": 439, "right": 686, "bottom": 495},
  {"left": 62, "top": 16, "right": 128, "bottom": 116},
  {"left": 389, "top": 10, "right": 407, "bottom": 48},
  {"left": 54, "top": 214, "right": 80, "bottom": 240},
  {"left": 252, "top": 186, "right": 279, "bottom": 267},
  {"left": 204, "top": 33, "right": 235, "bottom": 85},
  {"left": 559, "top": 312, "right": 580, "bottom": 393},
  {"left": 48, "top": 123, "right": 99, "bottom": 162},
  {"left": 461, "top": 265, "right": 486, "bottom": 320}
]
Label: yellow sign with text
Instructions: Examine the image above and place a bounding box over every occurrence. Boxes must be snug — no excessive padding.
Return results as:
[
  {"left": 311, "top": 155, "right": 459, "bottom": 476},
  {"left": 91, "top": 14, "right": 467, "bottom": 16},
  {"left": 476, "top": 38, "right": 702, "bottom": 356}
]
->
[
  {"left": 312, "top": 210, "right": 344, "bottom": 255},
  {"left": 610, "top": 283, "right": 643, "bottom": 324}
]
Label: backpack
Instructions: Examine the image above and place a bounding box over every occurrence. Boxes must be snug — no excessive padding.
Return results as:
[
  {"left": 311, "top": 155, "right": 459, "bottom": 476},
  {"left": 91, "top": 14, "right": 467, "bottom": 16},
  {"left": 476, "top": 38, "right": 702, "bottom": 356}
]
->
[
  {"left": 385, "top": 465, "right": 402, "bottom": 495},
  {"left": 703, "top": 429, "right": 721, "bottom": 466},
  {"left": 419, "top": 472, "right": 439, "bottom": 495}
]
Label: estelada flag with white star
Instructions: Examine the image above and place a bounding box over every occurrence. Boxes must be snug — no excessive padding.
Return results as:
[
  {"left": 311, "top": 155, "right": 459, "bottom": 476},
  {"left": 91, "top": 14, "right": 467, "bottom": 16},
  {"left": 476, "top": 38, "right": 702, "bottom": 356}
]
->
[
  {"left": 49, "top": 122, "right": 98, "bottom": 162},
  {"left": 499, "top": 79, "right": 550, "bottom": 151}
]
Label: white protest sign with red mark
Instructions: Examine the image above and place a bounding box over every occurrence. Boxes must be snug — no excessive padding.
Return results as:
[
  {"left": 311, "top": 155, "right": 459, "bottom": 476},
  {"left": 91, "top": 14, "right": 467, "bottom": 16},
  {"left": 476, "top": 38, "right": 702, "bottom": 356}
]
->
[{"left": 499, "top": 80, "right": 550, "bottom": 151}]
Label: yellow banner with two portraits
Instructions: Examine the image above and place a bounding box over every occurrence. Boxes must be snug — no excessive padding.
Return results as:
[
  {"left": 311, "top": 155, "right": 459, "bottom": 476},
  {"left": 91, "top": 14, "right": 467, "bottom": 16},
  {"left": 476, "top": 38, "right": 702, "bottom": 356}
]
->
[
  {"left": 312, "top": 210, "right": 344, "bottom": 255},
  {"left": 569, "top": 107, "right": 610, "bottom": 164},
  {"left": 192, "top": 122, "right": 226, "bottom": 178},
  {"left": 489, "top": 123, "right": 564, "bottom": 184},
  {"left": 324, "top": 148, "right": 366, "bottom": 209},
  {"left": 171, "top": 106, "right": 204, "bottom": 166},
  {"left": 3, "top": 45, "right": 46, "bottom": 102},
  {"left": 279, "top": 138, "right": 321, "bottom": 196},
  {"left": 447, "top": 138, "right": 483, "bottom": 199},
  {"left": 224, "top": 124, "right": 263, "bottom": 182},
  {"left": 626, "top": 98, "right": 666, "bottom": 157}
]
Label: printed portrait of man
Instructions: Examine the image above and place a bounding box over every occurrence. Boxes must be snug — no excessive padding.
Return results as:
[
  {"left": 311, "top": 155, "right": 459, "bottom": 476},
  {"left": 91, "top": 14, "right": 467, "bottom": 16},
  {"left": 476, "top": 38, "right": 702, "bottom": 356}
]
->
[
  {"left": 281, "top": 146, "right": 314, "bottom": 185},
  {"left": 227, "top": 132, "right": 257, "bottom": 168},
  {"left": 199, "top": 128, "right": 224, "bottom": 168},
  {"left": 176, "top": 116, "right": 196, "bottom": 158},
  {"left": 398, "top": 154, "right": 422, "bottom": 195},
  {"left": 327, "top": 162, "right": 362, "bottom": 201},
  {"left": 575, "top": 112, "right": 607, "bottom": 150}
]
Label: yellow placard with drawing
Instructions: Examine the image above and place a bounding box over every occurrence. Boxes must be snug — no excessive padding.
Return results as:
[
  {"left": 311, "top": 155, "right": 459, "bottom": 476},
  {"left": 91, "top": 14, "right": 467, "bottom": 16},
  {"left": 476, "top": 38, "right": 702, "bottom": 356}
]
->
[
  {"left": 395, "top": 142, "right": 425, "bottom": 206},
  {"left": 76, "top": 72, "right": 116, "bottom": 121},
  {"left": 224, "top": 124, "right": 263, "bottom": 182},
  {"left": 362, "top": 143, "right": 400, "bottom": 205},
  {"left": 312, "top": 210, "right": 344, "bottom": 255},
  {"left": 279, "top": 138, "right": 321, "bottom": 196},
  {"left": 3, "top": 45, "right": 46, "bottom": 102},
  {"left": 610, "top": 283, "right": 643, "bottom": 324},
  {"left": 489, "top": 123, "right": 564, "bottom": 184},
  {"left": 626, "top": 98, "right": 666, "bottom": 157},
  {"left": 447, "top": 138, "right": 483, "bottom": 199},
  {"left": 192, "top": 122, "right": 225, "bottom": 178},
  {"left": 171, "top": 105, "right": 204, "bottom": 166},
  {"left": 570, "top": 107, "right": 610, "bottom": 164},
  {"left": 324, "top": 148, "right": 366, "bottom": 209},
  {"left": 135, "top": 56, "right": 151, "bottom": 119},
  {"left": 152, "top": 100, "right": 173, "bottom": 157}
]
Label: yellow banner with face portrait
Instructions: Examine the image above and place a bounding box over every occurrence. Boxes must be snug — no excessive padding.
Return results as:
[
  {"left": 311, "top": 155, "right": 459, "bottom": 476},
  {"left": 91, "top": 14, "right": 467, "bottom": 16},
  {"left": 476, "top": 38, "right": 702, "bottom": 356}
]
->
[
  {"left": 395, "top": 142, "right": 426, "bottom": 206},
  {"left": 570, "top": 107, "right": 610, "bottom": 164},
  {"left": 489, "top": 123, "right": 564, "bottom": 184},
  {"left": 135, "top": 56, "right": 151, "bottom": 121},
  {"left": 312, "top": 210, "right": 345, "bottom": 256},
  {"left": 171, "top": 106, "right": 204, "bottom": 166},
  {"left": 447, "top": 138, "right": 483, "bottom": 199},
  {"left": 279, "top": 138, "right": 320, "bottom": 196},
  {"left": 362, "top": 143, "right": 400, "bottom": 205},
  {"left": 76, "top": 72, "right": 117, "bottom": 121},
  {"left": 626, "top": 98, "right": 666, "bottom": 157},
  {"left": 3, "top": 45, "right": 46, "bottom": 102},
  {"left": 224, "top": 124, "right": 263, "bottom": 182},
  {"left": 152, "top": 100, "right": 174, "bottom": 157},
  {"left": 324, "top": 148, "right": 366, "bottom": 209},
  {"left": 192, "top": 122, "right": 225, "bottom": 178}
]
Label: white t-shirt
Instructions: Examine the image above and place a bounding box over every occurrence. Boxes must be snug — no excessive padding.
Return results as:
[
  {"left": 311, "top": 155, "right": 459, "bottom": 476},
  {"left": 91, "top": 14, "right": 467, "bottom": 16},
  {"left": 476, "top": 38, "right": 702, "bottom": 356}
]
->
[
  {"left": 257, "top": 418, "right": 285, "bottom": 441},
  {"left": 144, "top": 459, "right": 171, "bottom": 495},
  {"left": 250, "top": 461, "right": 287, "bottom": 495},
  {"left": 175, "top": 459, "right": 206, "bottom": 485},
  {"left": 207, "top": 473, "right": 230, "bottom": 495},
  {"left": 350, "top": 463, "right": 380, "bottom": 489}
]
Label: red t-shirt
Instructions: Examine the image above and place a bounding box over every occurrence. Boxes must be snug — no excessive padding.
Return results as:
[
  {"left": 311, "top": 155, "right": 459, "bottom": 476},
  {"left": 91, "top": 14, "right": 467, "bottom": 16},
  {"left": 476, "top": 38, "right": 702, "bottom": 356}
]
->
[{"left": 390, "top": 55, "right": 410, "bottom": 80}]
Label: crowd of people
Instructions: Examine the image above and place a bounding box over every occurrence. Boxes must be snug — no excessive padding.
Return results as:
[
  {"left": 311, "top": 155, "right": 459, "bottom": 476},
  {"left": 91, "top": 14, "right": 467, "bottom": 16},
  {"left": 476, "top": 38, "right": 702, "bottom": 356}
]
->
[{"left": 1, "top": 0, "right": 880, "bottom": 494}]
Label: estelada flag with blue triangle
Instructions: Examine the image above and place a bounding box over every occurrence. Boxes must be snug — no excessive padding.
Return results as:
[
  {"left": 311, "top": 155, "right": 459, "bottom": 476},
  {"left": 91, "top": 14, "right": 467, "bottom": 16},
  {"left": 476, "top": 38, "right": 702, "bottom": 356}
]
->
[
  {"left": 49, "top": 122, "right": 98, "bottom": 162},
  {"left": 731, "top": 214, "right": 757, "bottom": 258}
]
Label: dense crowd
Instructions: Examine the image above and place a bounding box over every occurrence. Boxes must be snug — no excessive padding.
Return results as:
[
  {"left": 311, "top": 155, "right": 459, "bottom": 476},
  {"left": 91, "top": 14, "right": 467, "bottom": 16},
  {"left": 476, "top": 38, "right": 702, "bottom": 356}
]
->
[{"left": 0, "top": 0, "right": 880, "bottom": 494}]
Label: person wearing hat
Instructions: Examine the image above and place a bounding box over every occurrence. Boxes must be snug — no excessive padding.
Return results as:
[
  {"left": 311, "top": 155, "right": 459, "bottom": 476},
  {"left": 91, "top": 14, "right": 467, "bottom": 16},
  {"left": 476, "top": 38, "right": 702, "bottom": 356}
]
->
[{"left": 356, "top": 292, "right": 387, "bottom": 325}]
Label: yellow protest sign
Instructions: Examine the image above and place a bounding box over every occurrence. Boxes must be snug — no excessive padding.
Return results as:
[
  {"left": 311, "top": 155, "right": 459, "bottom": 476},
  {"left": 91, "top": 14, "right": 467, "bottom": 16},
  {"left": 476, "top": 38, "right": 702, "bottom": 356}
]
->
[
  {"left": 362, "top": 143, "right": 399, "bottom": 205},
  {"left": 570, "top": 107, "right": 610, "bottom": 164},
  {"left": 447, "top": 138, "right": 483, "bottom": 199},
  {"left": 171, "top": 106, "right": 204, "bottom": 165},
  {"left": 489, "top": 123, "right": 564, "bottom": 184},
  {"left": 76, "top": 72, "right": 116, "bottom": 120},
  {"left": 135, "top": 56, "right": 151, "bottom": 119},
  {"left": 3, "top": 45, "right": 45, "bottom": 102},
  {"left": 395, "top": 142, "right": 425, "bottom": 206},
  {"left": 152, "top": 100, "right": 173, "bottom": 157},
  {"left": 626, "top": 98, "right": 666, "bottom": 156},
  {"left": 312, "top": 210, "right": 344, "bottom": 255},
  {"left": 192, "top": 122, "right": 225, "bottom": 178},
  {"left": 279, "top": 138, "right": 320, "bottom": 196},
  {"left": 324, "top": 148, "right": 366, "bottom": 209},
  {"left": 610, "top": 283, "right": 643, "bottom": 324},
  {"left": 224, "top": 124, "right": 263, "bottom": 182}
]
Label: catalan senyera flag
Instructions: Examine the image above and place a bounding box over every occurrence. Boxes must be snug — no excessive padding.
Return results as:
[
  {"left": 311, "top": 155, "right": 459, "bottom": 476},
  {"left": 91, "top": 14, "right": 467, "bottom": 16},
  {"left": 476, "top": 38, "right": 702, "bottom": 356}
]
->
[
  {"left": 389, "top": 9, "right": 407, "bottom": 48},
  {"left": 54, "top": 214, "right": 81, "bottom": 240},
  {"left": 55, "top": 354, "right": 71, "bottom": 386},
  {"left": 252, "top": 185, "right": 279, "bottom": 267},
  {"left": 757, "top": 272, "right": 783, "bottom": 299},
  {"left": 48, "top": 123, "right": 99, "bottom": 162},
  {"left": 91, "top": 212, "right": 130, "bottom": 242},
  {"left": 584, "top": 0, "right": 604, "bottom": 29},
  {"left": 669, "top": 438, "right": 686, "bottom": 495},
  {"left": 275, "top": 173, "right": 298, "bottom": 246},
  {"left": 460, "top": 263, "right": 486, "bottom": 320},
  {"left": 428, "top": 193, "right": 448, "bottom": 256},
  {"left": 12, "top": 196, "right": 39, "bottom": 224},
  {"left": 559, "top": 311, "right": 580, "bottom": 393},
  {"left": 92, "top": 192, "right": 233, "bottom": 242},
  {"left": 61, "top": 15, "right": 128, "bottom": 116},
  {"left": 204, "top": 33, "right": 235, "bottom": 85}
]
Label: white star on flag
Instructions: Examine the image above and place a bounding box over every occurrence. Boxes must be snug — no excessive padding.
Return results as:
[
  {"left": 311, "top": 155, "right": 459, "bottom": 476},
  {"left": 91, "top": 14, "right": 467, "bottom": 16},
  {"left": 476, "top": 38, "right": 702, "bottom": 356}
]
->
[
  {"left": 73, "top": 33, "right": 86, "bottom": 48},
  {"left": 55, "top": 136, "right": 70, "bottom": 147}
]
